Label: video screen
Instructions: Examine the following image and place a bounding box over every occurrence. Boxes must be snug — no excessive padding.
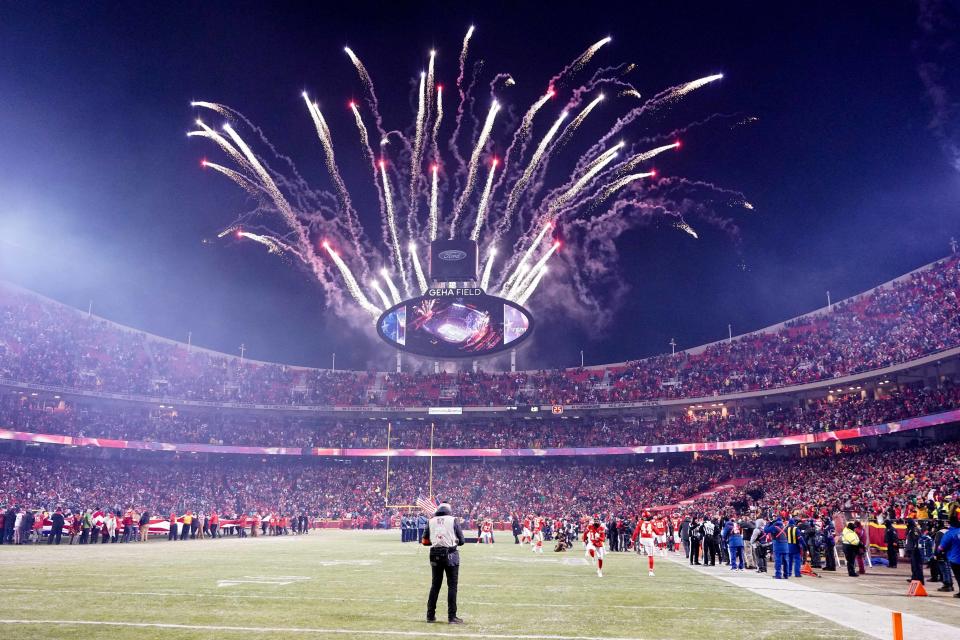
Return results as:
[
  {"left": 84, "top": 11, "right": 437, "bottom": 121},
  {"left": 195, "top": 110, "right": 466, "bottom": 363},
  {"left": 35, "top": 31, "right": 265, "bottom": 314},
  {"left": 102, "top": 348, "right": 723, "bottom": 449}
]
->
[{"left": 378, "top": 294, "right": 532, "bottom": 358}]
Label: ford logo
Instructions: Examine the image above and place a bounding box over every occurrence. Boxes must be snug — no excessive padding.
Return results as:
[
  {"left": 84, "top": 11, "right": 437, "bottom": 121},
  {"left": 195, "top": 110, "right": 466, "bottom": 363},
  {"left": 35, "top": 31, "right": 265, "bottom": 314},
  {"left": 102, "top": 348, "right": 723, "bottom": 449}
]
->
[{"left": 438, "top": 249, "right": 467, "bottom": 261}]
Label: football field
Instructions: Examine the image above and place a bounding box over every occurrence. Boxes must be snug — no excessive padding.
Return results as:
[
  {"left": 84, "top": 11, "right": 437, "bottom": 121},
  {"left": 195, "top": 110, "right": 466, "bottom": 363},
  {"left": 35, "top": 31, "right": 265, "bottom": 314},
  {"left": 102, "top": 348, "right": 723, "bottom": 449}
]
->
[{"left": 0, "top": 530, "right": 870, "bottom": 639}]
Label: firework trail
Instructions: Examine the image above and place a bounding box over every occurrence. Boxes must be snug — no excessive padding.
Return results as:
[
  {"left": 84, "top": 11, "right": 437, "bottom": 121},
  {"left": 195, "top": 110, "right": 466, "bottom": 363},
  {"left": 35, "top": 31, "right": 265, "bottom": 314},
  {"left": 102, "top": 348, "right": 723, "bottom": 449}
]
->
[
  {"left": 551, "top": 141, "right": 624, "bottom": 212},
  {"left": 428, "top": 165, "right": 440, "bottom": 241},
  {"left": 573, "top": 74, "right": 723, "bottom": 176},
  {"left": 430, "top": 85, "right": 444, "bottom": 164},
  {"left": 666, "top": 73, "right": 724, "bottom": 101},
  {"left": 322, "top": 241, "right": 381, "bottom": 316},
  {"left": 675, "top": 220, "right": 699, "bottom": 238},
  {"left": 497, "top": 89, "right": 555, "bottom": 185},
  {"left": 426, "top": 50, "right": 436, "bottom": 114},
  {"left": 504, "top": 262, "right": 530, "bottom": 298},
  {"left": 480, "top": 246, "right": 496, "bottom": 290},
  {"left": 409, "top": 242, "right": 428, "bottom": 294},
  {"left": 502, "top": 221, "right": 552, "bottom": 293},
  {"left": 502, "top": 109, "right": 569, "bottom": 223},
  {"left": 201, "top": 160, "right": 262, "bottom": 197},
  {"left": 381, "top": 268, "right": 402, "bottom": 304},
  {"left": 448, "top": 26, "right": 476, "bottom": 182},
  {"left": 236, "top": 231, "right": 288, "bottom": 255},
  {"left": 470, "top": 158, "right": 498, "bottom": 241},
  {"left": 512, "top": 240, "right": 560, "bottom": 298},
  {"left": 344, "top": 46, "right": 387, "bottom": 140},
  {"left": 595, "top": 170, "right": 657, "bottom": 203},
  {"left": 303, "top": 95, "right": 369, "bottom": 272},
  {"left": 192, "top": 30, "right": 742, "bottom": 334},
  {"left": 449, "top": 99, "right": 500, "bottom": 237},
  {"left": 516, "top": 265, "right": 548, "bottom": 306},
  {"left": 188, "top": 120, "right": 252, "bottom": 172},
  {"left": 563, "top": 92, "right": 604, "bottom": 137},
  {"left": 189, "top": 101, "right": 232, "bottom": 119},
  {"left": 350, "top": 101, "right": 388, "bottom": 226},
  {"left": 549, "top": 36, "right": 612, "bottom": 88},
  {"left": 616, "top": 142, "right": 680, "bottom": 175},
  {"left": 378, "top": 160, "right": 408, "bottom": 294},
  {"left": 409, "top": 71, "right": 427, "bottom": 222},
  {"left": 371, "top": 280, "right": 392, "bottom": 308}
]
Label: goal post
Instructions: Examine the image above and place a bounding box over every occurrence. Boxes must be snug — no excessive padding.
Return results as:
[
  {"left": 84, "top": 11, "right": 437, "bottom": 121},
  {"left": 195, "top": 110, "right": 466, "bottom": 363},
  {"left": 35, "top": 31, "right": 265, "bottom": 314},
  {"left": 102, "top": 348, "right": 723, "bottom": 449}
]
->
[{"left": 383, "top": 421, "right": 436, "bottom": 509}]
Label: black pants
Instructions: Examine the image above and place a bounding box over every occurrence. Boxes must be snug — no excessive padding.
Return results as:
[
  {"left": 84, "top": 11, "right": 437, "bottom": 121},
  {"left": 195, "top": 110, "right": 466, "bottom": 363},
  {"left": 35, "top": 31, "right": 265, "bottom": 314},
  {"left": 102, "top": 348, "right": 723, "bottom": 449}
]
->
[
  {"left": 704, "top": 540, "right": 718, "bottom": 565},
  {"left": 843, "top": 544, "right": 858, "bottom": 576},
  {"left": 690, "top": 539, "right": 701, "bottom": 564},
  {"left": 169, "top": 525, "right": 178, "bottom": 541},
  {"left": 47, "top": 529, "right": 62, "bottom": 545},
  {"left": 824, "top": 542, "right": 836, "bottom": 570},
  {"left": 754, "top": 544, "right": 767, "bottom": 572},
  {"left": 887, "top": 545, "right": 898, "bottom": 568},
  {"left": 427, "top": 562, "right": 459, "bottom": 621},
  {"left": 910, "top": 551, "right": 925, "bottom": 584}
]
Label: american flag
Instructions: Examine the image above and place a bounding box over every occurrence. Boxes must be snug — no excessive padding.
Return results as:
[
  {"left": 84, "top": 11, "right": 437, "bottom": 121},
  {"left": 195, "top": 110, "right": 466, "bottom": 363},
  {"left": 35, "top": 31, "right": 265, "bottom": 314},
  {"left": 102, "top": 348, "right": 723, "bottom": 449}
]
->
[{"left": 416, "top": 495, "right": 438, "bottom": 515}]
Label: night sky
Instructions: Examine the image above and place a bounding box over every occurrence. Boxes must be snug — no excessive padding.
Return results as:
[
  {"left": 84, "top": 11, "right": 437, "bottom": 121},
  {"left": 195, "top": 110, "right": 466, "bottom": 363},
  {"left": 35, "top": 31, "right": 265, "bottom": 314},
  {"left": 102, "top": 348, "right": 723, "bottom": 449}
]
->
[{"left": 1, "top": 1, "right": 958, "bottom": 371}]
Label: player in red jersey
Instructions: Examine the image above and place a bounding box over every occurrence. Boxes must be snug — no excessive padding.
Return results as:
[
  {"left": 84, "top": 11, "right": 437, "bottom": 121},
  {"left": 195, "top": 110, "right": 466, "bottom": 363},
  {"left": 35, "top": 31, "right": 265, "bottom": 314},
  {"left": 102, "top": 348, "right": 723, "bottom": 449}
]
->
[
  {"left": 583, "top": 517, "right": 606, "bottom": 577},
  {"left": 531, "top": 516, "right": 545, "bottom": 554},
  {"left": 520, "top": 515, "right": 532, "bottom": 545},
  {"left": 631, "top": 511, "right": 656, "bottom": 576},
  {"left": 652, "top": 515, "right": 668, "bottom": 556}
]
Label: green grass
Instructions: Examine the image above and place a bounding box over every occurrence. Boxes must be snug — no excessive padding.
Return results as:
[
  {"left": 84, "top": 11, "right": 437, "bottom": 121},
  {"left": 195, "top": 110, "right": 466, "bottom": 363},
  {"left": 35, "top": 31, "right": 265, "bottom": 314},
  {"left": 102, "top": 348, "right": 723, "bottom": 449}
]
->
[{"left": 0, "top": 530, "right": 865, "bottom": 639}]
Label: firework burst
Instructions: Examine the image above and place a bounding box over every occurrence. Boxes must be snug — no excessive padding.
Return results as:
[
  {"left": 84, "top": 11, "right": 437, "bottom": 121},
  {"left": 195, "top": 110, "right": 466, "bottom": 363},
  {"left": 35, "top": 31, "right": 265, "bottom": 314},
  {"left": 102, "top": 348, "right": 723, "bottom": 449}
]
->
[{"left": 190, "top": 27, "right": 745, "bottom": 324}]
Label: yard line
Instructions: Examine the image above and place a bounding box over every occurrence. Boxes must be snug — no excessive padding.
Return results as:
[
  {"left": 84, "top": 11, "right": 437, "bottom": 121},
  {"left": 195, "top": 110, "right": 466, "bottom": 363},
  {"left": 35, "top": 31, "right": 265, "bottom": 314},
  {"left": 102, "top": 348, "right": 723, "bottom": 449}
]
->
[
  {"left": 0, "top": 619, "right": 660, "bottom": 640},
  {"left": 0, "top": 586, "right": 812, "bottom": 614}
]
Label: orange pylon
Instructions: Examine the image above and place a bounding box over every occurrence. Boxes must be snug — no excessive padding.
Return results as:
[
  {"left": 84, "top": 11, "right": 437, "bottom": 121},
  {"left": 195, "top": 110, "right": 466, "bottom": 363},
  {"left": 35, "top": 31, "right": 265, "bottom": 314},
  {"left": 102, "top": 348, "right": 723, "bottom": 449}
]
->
[
  {"left": 800, "top": 561, "right": 818, "bottom": 577},
  {"left": 906, "top": 580, "right": 928, "bottom": 597}
]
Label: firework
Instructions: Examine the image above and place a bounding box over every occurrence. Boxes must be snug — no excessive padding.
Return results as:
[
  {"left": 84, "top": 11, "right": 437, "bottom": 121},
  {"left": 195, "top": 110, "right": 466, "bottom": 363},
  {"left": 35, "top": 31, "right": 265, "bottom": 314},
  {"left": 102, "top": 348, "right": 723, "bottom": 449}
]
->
[
  {"left": 409, "top": 241, "right": 428, "bottom": 294},
  {"left": 379, "top": 159, "right": 408, "bottom": 294},
  {"left": 371, "top": 280, "right": 392, "bottom": 308},
  {"left": 512, "top": 240, "right": 560, "bottom": 299},
  {"left": 323, "top": 241, "right": 381, "bottom": 316},
  {"left": 381, "top": 268, "right": 402, "bottom": 304},
  {"left": 428, "top": 164, "right": 440, "bottom": 241},
  {"left": 516, "top": 265, "right": 548, "bottom": 306},
  {"left": 192, "top": 29, "right": 740, "bottom": 333},
  {"left": 480, "top": 246, "right": 496, "bottom": 291},
  {"left": 470, "top": 158, "right": 498, "bottom": 241},
  {"left": 449, "top": 99, "right": 500, "bottom": 237},
  {"left": 503, "top": 109, "right": 569, "bottom": 221}
]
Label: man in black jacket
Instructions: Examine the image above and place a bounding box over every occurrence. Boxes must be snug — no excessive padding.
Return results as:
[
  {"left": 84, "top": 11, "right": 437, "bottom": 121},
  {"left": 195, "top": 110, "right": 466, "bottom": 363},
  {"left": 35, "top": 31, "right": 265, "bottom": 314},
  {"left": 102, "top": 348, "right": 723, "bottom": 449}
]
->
[
  {"left": 689, "top": 517, "right": 703, "bottom": 564},
  {"left": 48, "top": 508, "right": 65, "bottom": 545},
  {"left": 884, "top": 520, "right": 899, "bottom": 568},
  {"left": 2, "top": 506, "right": 15, "bottom": 544}
]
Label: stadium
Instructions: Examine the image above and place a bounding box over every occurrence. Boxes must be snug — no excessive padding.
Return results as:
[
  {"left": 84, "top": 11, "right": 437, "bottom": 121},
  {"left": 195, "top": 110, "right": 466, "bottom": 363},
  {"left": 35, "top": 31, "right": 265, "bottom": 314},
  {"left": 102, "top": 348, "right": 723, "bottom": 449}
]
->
[{"left": 2, "top": 3, "right": 960, "bottom": 640}]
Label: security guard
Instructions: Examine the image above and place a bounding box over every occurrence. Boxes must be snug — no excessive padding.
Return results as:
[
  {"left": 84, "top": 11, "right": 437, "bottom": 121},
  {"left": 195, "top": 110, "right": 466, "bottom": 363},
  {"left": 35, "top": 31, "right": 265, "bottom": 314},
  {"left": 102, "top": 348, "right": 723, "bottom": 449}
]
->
[{"left": 422, "top": 502, "right": 465, "bottom": 624}]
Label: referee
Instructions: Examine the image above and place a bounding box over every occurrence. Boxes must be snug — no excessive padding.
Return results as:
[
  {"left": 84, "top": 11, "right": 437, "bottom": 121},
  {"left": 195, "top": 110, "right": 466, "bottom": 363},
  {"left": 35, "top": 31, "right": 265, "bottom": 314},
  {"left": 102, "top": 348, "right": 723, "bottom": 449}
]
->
[{"left": 422, "top": 501, "right": 465, "bottom": 624}]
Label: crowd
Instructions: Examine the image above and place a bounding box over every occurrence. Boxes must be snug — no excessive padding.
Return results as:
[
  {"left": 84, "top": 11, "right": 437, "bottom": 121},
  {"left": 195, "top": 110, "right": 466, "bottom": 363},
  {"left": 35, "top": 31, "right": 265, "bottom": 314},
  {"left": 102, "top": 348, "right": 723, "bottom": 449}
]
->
[
  {"left": 2, "top": 255, "right": 959, "bottom": 406},
  {"left": 1, "top": 440, "right": 957, "bottom": 539},
  {"left": 3, "top": 381, "right": 959, "bottom": 450}
]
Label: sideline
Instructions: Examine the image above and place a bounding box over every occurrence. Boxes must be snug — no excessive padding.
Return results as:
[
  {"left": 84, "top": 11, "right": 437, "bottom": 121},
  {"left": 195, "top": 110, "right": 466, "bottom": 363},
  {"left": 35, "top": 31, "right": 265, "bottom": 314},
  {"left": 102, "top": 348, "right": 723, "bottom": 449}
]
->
[{"left": 665, "top": 555, "right": 960, "bottom": 639}]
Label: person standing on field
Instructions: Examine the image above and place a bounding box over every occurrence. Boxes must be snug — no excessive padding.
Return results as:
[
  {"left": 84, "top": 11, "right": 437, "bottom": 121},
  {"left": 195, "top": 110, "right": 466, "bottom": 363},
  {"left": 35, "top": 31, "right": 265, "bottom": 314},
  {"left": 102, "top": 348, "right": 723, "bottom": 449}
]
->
[{"left": 422, "top": 502, "right": 465, "bottom": 624}]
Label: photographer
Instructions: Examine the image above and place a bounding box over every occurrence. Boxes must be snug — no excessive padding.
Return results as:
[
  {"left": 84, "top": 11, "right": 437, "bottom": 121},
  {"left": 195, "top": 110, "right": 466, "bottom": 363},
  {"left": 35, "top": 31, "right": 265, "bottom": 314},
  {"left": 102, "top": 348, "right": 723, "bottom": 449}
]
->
[{"left": 422, "top": 502, "right": 465, "bottom": 624}]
